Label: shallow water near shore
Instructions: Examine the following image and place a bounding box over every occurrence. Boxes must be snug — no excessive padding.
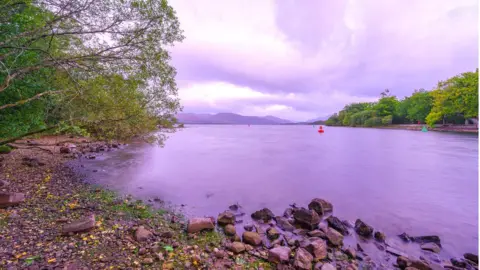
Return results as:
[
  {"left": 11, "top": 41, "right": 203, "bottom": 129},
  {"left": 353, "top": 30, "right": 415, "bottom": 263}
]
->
[{"left": 77, "top": 125, "right": 478, "bottom": 260}]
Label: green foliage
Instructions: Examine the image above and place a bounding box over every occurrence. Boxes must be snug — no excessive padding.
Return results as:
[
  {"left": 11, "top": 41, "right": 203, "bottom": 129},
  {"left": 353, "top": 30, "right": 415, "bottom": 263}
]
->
[
  {"left": 0, "top": 0, "right": 184, "bottom": 144},
  {"left": 0, "top": 145, "right": 12, "bottom": 154},
  {"left": 326, "top": 70, "right": 478, "bottom": 128},
  {"left": 426, "top": 69, "right": 479, "bottom": 126}
]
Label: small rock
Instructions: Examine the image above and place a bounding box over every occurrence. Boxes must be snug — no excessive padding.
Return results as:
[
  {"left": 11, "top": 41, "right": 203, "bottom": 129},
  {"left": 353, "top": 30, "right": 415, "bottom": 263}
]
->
[
  {"left": 251, "top": 208, "right": 275, "bottom": 222},
  {"left": 268, "top": 246, "right": 291, "bottom": 264},
  {"left": 275, "top": 216, "right": 295, "bottom": 232},
  {"left": 356, "top": 243, "right": 364, "bottom": 252},
  {"left": 294, "top": 247, "right": 314, "bottom": 270},
  {"left": 22, "top": 157, "right": 44, "bottom": 167},
  {"left": 354, "top": 219, "right": 373, "bottom": 238},
  {"left": 62, "top": 214, "right": 96, "bottom": 235},
  {"left": 228, "top": 242, "right": 245, "bottom": 254},
  {"left": 374, "top": 231, "right": 386, "bottom": 242},
  {"left": 213, "top": 248, "right": 226, "bottom": 259},
  {"left": 397, "top": 256, "right": 411, "bottom": 269},
  {"left": 411, "top": 260, "right": 432, "bottom": 270},
  {"left": 421, "top": 242, "right": 441, "bottom": 253},
  {"left": 138, "top": 248, "right": 147, "bottom": 255},
  {"left": 345, "top": 247, "right": 356, "bottom": 259},
  {"left": 308, "top": 198, "right": 333, "bottom": 216},
  {"left": 267, "top": 227, "right": 280, "bottom": 240},
  {"left": 306, "top": 239, "right": 327, "bottom": 260},
  {"left": 326, "top": 216, "right": 349, "bottom": 235},
  {"left": 224, "top": 224, "right": 236, "bottom": 236},
  {"left": 399, "top": 232, "right": 412, "bottom": 241},
  {"left": 325, "top": 228, "right": 343, "bottom": 246},
  {"left": 60, "top": 146, "right": 72, "bottom": 153},
  {"left": 321, "top": 263, "right": 336, "bottom": 270},
  {"left": 335, "top": 250, "right": 348, "bottom": 261},
  {"left": 307, "top": 230, "right": 326, "bottom": 238},
  {"left": 134, "top": 226, "right": 152, "bottom": 242},
  {"left": 0, "top": 192, "right": 25, "bottom": 208},
  {"left": 242, "top": 231, "right": 262, "bottom": 246},
  {"left": 244, "top": 223, "right": 254, "bottom": 231},
  {"left": 217, "top": 211, "right": 235, "bottom": 225},
  {"left": 314, "top": 262, "right": 324, "bottom": 270},
  {"left": 161, "top": 231, "right": 174, "bottom": 238},
  {"left": 293, "top": 208, "right": 321, "bottom": 230},
  {"left": 142, "top": 258, "right": 154, "bottom": 265}
]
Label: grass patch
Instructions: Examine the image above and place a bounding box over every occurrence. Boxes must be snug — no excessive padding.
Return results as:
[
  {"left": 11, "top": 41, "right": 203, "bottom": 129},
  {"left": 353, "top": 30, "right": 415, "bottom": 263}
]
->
[
  {"left": 0, "top": 145, "right": 12, "bottom": 154},
  {"left": 184, "top": 230, "right": 223, "bottom": 249}
]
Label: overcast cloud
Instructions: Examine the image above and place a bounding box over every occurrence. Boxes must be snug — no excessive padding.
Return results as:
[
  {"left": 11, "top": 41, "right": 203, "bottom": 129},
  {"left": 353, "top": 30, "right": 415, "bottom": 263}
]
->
[{"left": 168, "top": 0, "right": 478, "bottom": 121}]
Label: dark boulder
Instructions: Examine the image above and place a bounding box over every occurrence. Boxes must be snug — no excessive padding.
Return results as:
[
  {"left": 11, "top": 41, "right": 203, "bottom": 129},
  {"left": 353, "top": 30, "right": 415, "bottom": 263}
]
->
[
  {"left": 251, "top": 208, "right": 275, "bottom": 222},
  {"left": 397, "top": 256, "right": 411, "bottom": 269},
  {"left": 275, "top": 216, "right": 295, "bottom": 232},
  {"left": 464, "top": 253, "right": 478, "bottom": 264},
  {"left": 217, "top": 211, "right": 236, "bottom": 225},
  {"left": 399, "top": 232, "right": 412, "bottom": 242},
  {"left": 308, "top": 198, "right": 333, "bottom": 216},
  {"left": 354, "top": 219, "right": 373, "bottom": 238},
  {"left": 451, "top": 258, "right": 467, "bottom": 268},
  {"left": 326, "top": 216, "right": 349, "bottom": 235},
  {"left": 294, "top": 208, "right": 320, "bottom": 230},
  {"left": 412, "top": 235, "right": 441, "bottom": 247},
  {"left": 374, "top": 231, "right": 386, "bottom": 242},
  {"left": 244, "top": 223, "right": 254, "bottom": 232}
]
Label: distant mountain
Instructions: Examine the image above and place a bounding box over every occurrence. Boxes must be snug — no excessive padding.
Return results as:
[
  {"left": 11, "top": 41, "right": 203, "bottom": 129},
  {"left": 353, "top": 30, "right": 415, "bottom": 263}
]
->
[
  {"left": 176, "top": 113, "right": 293, "bottom": 125},
  {"left": 306, "top": 116, "right": 329, "bottom": 123}
]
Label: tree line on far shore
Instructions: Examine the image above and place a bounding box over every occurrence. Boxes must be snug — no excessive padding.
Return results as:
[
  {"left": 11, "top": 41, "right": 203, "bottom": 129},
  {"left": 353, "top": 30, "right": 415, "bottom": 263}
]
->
[
  {"left": 0, "top": 0, "right": 184, "bottom": 145},
  {"left": 325, "top": 69, "right": 478, "bottom": 127}
]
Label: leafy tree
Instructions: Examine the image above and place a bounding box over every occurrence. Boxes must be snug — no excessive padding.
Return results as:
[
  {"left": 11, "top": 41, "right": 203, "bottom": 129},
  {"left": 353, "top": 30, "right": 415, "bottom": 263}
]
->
[
  {"left": 0, "top": 0, "right": 184, "bottom": 144},
  {"left": 373, "top": 95, "right": 399, "bottom": 117},
  {"left": 401, "top": 89, "right": 433, "bottom": 123},
  {"left": 426, "top": 69, "right": 478, "bottom": 126}
]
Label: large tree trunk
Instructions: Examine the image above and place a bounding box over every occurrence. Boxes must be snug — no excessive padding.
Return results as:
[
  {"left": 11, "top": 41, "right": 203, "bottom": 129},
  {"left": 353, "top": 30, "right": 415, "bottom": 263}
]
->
[{"left": 0, "top": 126, "right": 56, "bottom": 146}]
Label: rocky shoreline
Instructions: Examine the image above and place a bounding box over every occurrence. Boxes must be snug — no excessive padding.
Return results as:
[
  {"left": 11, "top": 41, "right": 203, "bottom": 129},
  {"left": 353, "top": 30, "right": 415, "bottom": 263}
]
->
[
  {"left": 185, "top": 200, "right": 478, "bottom": 270},
  {"left": 0, "top": 136, "right": 478, "bottom": 269}
]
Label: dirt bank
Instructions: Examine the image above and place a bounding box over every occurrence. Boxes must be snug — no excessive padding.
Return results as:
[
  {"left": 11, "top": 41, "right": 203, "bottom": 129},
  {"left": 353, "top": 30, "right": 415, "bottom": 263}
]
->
[{"left": 0, "top": 136, "right": 269, "bottom": 269}]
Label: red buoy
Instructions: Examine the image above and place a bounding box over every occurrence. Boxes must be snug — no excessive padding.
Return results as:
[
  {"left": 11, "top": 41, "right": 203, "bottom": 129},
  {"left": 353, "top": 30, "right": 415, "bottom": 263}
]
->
[{"left": 318, "top": 126, "right": 324, "bottom": 133}]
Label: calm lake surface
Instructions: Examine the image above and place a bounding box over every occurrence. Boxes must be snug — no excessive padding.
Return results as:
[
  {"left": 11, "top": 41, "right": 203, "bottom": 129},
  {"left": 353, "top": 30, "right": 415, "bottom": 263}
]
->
[{"left": 80, "top": 125, "right": 478, "bottom": 258}]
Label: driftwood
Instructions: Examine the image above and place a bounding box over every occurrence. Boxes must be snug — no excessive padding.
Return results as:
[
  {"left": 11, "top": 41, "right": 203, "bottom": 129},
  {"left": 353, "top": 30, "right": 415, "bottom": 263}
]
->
[{"left": 8, "top": 144, "right": 55, "bottom": 154}]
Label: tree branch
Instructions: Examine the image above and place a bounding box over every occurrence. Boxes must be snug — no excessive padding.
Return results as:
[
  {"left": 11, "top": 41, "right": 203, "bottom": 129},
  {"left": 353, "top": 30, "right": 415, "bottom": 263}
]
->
[{"left": 0, "top": 90, "right": 63, "bottom": 111}]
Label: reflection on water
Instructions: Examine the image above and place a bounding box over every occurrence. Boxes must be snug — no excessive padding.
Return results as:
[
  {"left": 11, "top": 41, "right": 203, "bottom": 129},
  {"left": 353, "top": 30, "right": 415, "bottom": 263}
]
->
[{"left": 77, "top": 125, "right": 478, "bottom": 258}]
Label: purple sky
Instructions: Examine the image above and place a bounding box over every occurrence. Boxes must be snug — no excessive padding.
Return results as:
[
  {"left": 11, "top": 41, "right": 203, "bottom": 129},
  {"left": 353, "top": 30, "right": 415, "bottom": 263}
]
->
[{"left": 169, "top": 0, "right": 478, "bottom": 121}]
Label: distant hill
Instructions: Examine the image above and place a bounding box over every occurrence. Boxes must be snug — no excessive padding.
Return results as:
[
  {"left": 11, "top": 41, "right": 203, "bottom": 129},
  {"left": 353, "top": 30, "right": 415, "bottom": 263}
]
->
[
  {"left": 176, "top": 113, "right": 294, "bottom": 125},
  {"left": 306, "top": 116, "right": 329, "bottom": 123}
]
